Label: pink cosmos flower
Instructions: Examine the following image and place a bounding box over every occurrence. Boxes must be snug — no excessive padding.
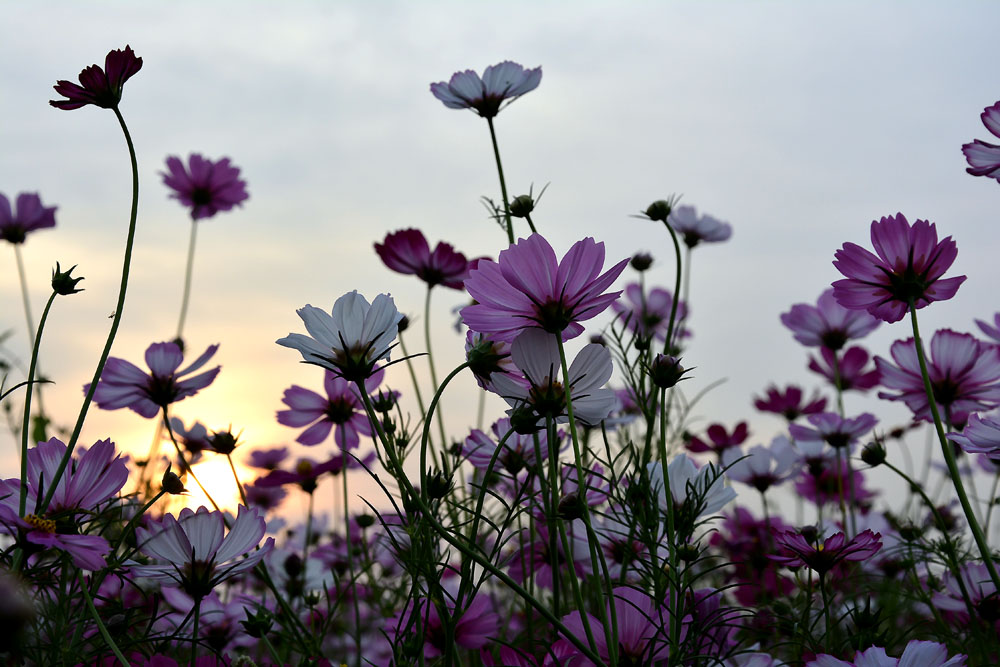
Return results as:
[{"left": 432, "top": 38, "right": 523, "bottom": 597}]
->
[
  {"left": 0, "top": 192, "right": 57, "bottom": 244},
  {"left": 770, "top": 528, "right": 882, "bottom": 576},
  {"left": 875, "top": 330, "right": 1000, "bottom": 422},
  {"left": 465, "top": 330, "right": 518, "bottom": 390},
  {"left": 161, "top": 154, "right": 249, "bottom": 220},
  {"left": 560, "top": 586, "right": 670, "bottom": 665},
  {"left": 0, "top": 437, "right": 128, "bottom": 569},
  {"left": 611, "top": 283, "right": 688, "bottom": 343},
  {"left": 430, "top": 61, "right": 541, "bottom": 118},
  {"left": 257, "top": 452, "right": 375, "bottom": 494},
  {"left": 375, "top": 228, "right": 478, "bottom": 290},
  {"left": 975, "top": 312, "right": 1000, "bottom": 345},
  {"left": 390, "top": 594, "right": 499, "bottom": 660},
  {"left": 962, "top": 100, "right": 1000, "bottom": 183},
  {"left": 710, "top": 508, "right": 796, "bottom": 606},
  {"left": 277, "top": 367, "right": 384, "bottom": 448},
  {"left": 796, "top": 461, "right": 876, "bottom": 508},
  {"left": 50, "top": 45, "right": 142, "bottom": 110},
  {"left": 89, "top": 342, "right": 220, "bottom": 419},
  {"left": 789, "top": 412, "right": 879, "bottom": 451},
  {"left": 667, "top": 204, "right": 732, "bottom": 248},
  {"left": 932, "top": 562, "right": 997, "bottom": 628},
  {"left": 686, "top": 421, "right": 750, "bottom": 457},
  {"left": 807, "top": 640, "right": 966, "bottom": 667},
  {"left": 462, "top": 234, "right": 629, "bottom": 342},
  {"left": 754, "top": 384, "right": 827, "bottom": 421},
  {"left": 462, "top": 417, "right": 555, "bottom": 476},
  {"left": 949, "top": 413, "right": 1000, "bottom": 461},
  {"left": 507, "top": 521, "right": 590, "bottom": 589},
  {"left": 781, "top": 288, "right": 880, "bottom": 350},
  {"left": 722, "top": 436, "right": 799, "bottom": 492},
  {"left": 808, "top": 346, "right": 881, "bottom": 392},
  {"left": 131, "top": 505, "right": 274, "bottom": 599},
  {"left": 246, "top": 446, "right": 289, "bottom": 470},
  {"left": 168, "top": 417, "right": 211, "bottom": 464},
  {"left": 832, "top": 213, "right": 965, "bottom": 323}
]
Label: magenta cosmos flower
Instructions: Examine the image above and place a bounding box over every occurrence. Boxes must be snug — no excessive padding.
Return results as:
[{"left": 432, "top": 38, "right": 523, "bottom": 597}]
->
[
  {"left": 962, "top": 100, "right": 1000, "bottom": 184},
  {"left": 0, "top": 192, "right": 57, "bottom": 245},
  {"left": 50, "top": 45, "right": 142, "bottom": 110},
  {"left": 277, "top": 366, "right": 384, "bottom": 448},
  {"left": 781, "top": 288, "right": 880, "bottom": 350},
  {"left": 832, "top": 213, "right": 965, "bottom": 323},
  {"left": 667, "top": 204, "right": 732, "bottom": 248},
  {"left": 875, "top": 329, "right": 1000, "bottom": 422},
  {"left": 808, "top": 346, "right": 881, "bottom": 392},
  {"left": 430, "top": 61, "right": 541, "bottom": 118},
  {"left": 161, "top": 154, "right": 249, "bottom": 220},
  {"left": 131, "top": 505, "right": 274, "bottom": 599},
  {"left": 754, "top": 384, "right": 827, "bottom": 421},
  {"left": 612, "top": 282, "right": 688, "bottom": 343},
  {"left": 948, "top": 413, "right": 1000, "bottom": 462},
  {"left": 0, "top": 437, "right": 128, "bottom": 570},
  {"left": 976, "top": 312, "right": 1000, "bottom": 345},
  {"left": 559, "top": 586, "right": 670, "bottom": 665},
  {"left": 90, "top": 342, "right": 220, "bottom": 418},
  {"left": 375, "top": 228, "right": 478, "bottom": 290},
  {"left": 686, "top": 421, "right": 749, "bottom": 457},
  {"left": 770, "top": 528, "right": 882, "bottom": 576},
  {"left": 462, "top": 234, "right": 629, "bottom": 342},
  {"left": 807, "top": 640, "right": 967, "bottom": 667},
  {"left": 392, "top": 595, "right": 499, "bottom": 660},
  {"left": 789, "top": 412, "right": 879, "bottom": 451}
]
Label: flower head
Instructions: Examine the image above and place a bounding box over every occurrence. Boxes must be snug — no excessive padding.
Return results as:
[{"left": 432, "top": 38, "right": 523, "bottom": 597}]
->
[
  {"left": 770, "top": 528, "right": 882, "bottom": 576},
  {"left": 560, "top": 587, "right": 670, "bottom": 665},
  {"left": 667, "top": 205, "right": 732, "bottom": 248},
  {"left": 722, "top": 436, "right": 799, "bottom": 492},
  {"left": 686, "top": 421, "right": 750, "bottom": 457},
  {"left": 375, "top": 228, "right": 478, "bottom": 290},
  {"left": 277, "top": 367, "right": 384, "bottom": 448},
  {"left": 161, "top": 154, "right": 249, "bottom": 220},
  {"left": 277, "top": 291, "right": 403, "bottom": 382},
  {"left": 789, "top": 412, "right": 879, "bottom": 451},
  {"left": 962, "top": 100, "right": 1000, "bottom": 184},
  {"left": 0, "top": 193, "right": 57, "bottom": 245},
  {"left": 807, "top": 640, "right": 967, "bottom": 667},
  {"left": 949, "top": 413, "right": 1000, "bottom": 462},
  {"left": 808, "top": 346, "right": 881, "bottom": 392},
  {"left": 50, "top": 45, "right": 142, "bottom": 110},
  {"left": 131, "top": 505, "right": 274, "bottom": 599},
  {"left": 90, "top": 342, "right": 220, "bottom": 419},
  {"left": 781, "top": 288, "right": 880, "bottom": 350},
  {"left": 612, "top": 283, "right": 688, "bottom": 343},
  {"left": 832, "top": 213, "right": 965, "bottom": 323},
  {"left": 754, "top": 384, "right": 827, "bottom": 421},
  {"left": 430, "top": 61, "right": 541, "bottom": 118},
  {"left": 875, "top": 330, "right": 1000, "bottom": 422},
  {"left": 646, "top": 454, "right": 737, "bottom": 522},
  {"left": 462, "top": 234, "right": 629, "bottom": 342}
]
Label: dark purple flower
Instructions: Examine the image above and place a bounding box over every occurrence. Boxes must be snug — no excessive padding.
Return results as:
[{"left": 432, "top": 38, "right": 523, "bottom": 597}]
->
[
  {"left": 789, "top": 412, "right": 879, "bottom": 451},
  {"left": 89, "top": 342, "right": 220, "bottom": 418},
  {"left": 375, "top": 228, "right": 478, "bottom": 290},
  {"left": 168, "top": 418, "right": 211, "bottom": 464},
  {"left": 611, "top": 282, "right": 688, "bottom": 343},
  {"left": 962, "top": 100, "right": 1000, "bottom": 183},
  {"left": 686, "top": 421, "right": 749, "bottom": 456},
  {"left": 430, "top": 61, "right": 541, "bottom": 118},
  {"left": 462, "top": 234, "right": 629, "bottom": 342},
  {"left": 754, "top": 384, "right": 827, "bottom": 422},
  {"left": 161, "top": 154, "right": 249, "bottom": 221},
  {"left": 257, "top": 452, "right": 375, "bottom": 493},
  {"left": 795, "top": 461, "right": 876, "bottom": 508},
  {"left": 832, "top": 213, "right": 965, "bottom": 323},
  {"left": 875, "top": 329, "right": 1000, "bottom": 422},
  {"left": 975, "top": 312, "right": 1000, "bottom": 345},
  {"left": 667, "top": 204, "right": 732, "bottom": 248},
  {"left": 277, "top": 367, "right": 383, "bottom": 449},
  {"left": 781, "top": 288, "right": 880, "bottom": 351},
  {"left": 770, "top": 528, "right": 882, "bottom": 576},
  {"left": 50, "top": 45, "right": 142, "bottom": 110},
  {"left": 948, "top": 413, "right": 1000, "bottom": 462},
  {"left": 0, "top": 193, "right": 57, "bottom": 245},
  {"left": 560, "top": 587, "right": 670, "bottom": 665},
  {"left": 247, "top": 446, "right": 289, "bottom": 470},
  {"left": 808, "top": 346, "right": 881, "bottom": 392}
]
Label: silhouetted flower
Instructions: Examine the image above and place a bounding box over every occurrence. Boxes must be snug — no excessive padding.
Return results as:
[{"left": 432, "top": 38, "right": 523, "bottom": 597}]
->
[
  {"left": 0, "top": 193, "right": 57, "bottom": 245},
  {"left": 161, "top": 154, "right": 249, "bottom": 220},
  {"left": 770, "top": 528, "right": 882, "bottom": 576},
  {"left": 50, "top": 45, "right": 142, "bottom": 110},
  {"left": 430, "top": 61, "right": 541, "bottom": 118}
]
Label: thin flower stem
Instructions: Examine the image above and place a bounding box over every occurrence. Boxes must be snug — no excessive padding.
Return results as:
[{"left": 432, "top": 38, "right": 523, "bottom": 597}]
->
[
  {"left": 486, "top": 117, "right": 515, "bottom": 244},
  {"left": 39, "top": 106, "right": 140, "bottom": 515},
  {"left": 303, "top": 489, "right": 315, "bottom": 565},
  {"left": 986, "top": 472, "right": 1000, "bottom": 540},
  {"left": 523, "top": 211, "right": 538, "bottom": 234},
  {"left": 908, "top": 302, "right": 1000, "bottom": 590},
  {"left": 226, "top": 453, "right": 249, "bottom": 506},
  {"left": 661, "top": 220, "right": 684, "bottom": 355},
  {"left": 260, "top": 634, "right": 283, "bottom": 666},
  {"left": 343, "top": 466, "right": 363, "bottom": 667},
  {"left": 175, "top": 217, "right": 199, "bottom": 342},
  {"left": 817, "top": 573, "right": 833, "bottom": 641},
  {"left": 423, "top": 286, "right": 449, "bottom": 456},
  {"left": 14, "top": 245, "right": 48, "bottom": 426},
  {"left": 78, "top": 572, "right": 130, "bottom": 667},
  {"left": 418, "top": 362, "right": 471, "bottom": 500},
  {"left": 18, "top": 291, "right": 56, "bottom": 516},
  {"left": 162, "top": 410, "right": 222, "bottom": 513},
  {"left": 191, "top": 595, "right": 201, "bottom": 667}
]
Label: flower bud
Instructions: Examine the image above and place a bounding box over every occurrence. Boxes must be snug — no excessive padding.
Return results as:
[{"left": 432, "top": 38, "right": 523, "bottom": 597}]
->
[
  {"left": 860, "top": 440, "right": 886, "bottom": 467},
  {"left": 649, "top": 354, "right": 692, "bottom": 389},
  {"left": 509, "top": 194, "right": 536, "bottom": 218},
  {"left": 630, "top": 253, "right": 654, "bottom": 272},
  {"left": 557, "top": 492, "right": 586, "bottom": 521},
  {"left": 356, "top": 513, "right": 376, "bottom": 529},
  {"left": 241, "top": 608, "right": 273, "bottom": 639},
  {"left": 209, "top": 428, "right": 240, "bottom": 455},
  {"left": 643, "top": 200, "right": 672, "bottom": 223},
  {"left": 509, "top": 405, "right": 541, "bottom": 435},
  {"left": 161, "top": 464, "right": 187, "bottom": 495},
  {"left": 51, "top": 262, "right": 84, "bottom": 295},
  {"left": 427, "top": 470, "right": 453, "bottom": 500},
  {"left": 396, "top": 315, "right": 410, "bottom": 333}
]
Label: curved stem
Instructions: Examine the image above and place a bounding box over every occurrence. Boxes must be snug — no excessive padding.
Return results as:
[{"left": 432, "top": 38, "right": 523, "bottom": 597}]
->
[
  {"left": 423, "top": 287, "right": 449, "bottom": 455},
  {"left": 486, "top": 117, "right": 515, "bottom": 244},
  {"left": 162, "top": 410, "right": 222, "bottom": 513},
  {"left": 418, "top": 362, "right": 471, "bottom": 501},
  {"left": 79, "top": 572, "right": 130, "bottom": 667},
  {"left": 661, "top": 221, "right": 684, "bottom": 355},
  {"left": 18, "top": 291, "right": 56, "bottom": 516},
  {"left": 14, "top": 245, "right": 47, "bottom": 427},
  {"left": 226, "top": 453, "right": 248, "bottom": 506},
  {"left": 175, "top": 218, "right": 199, "bottom": 342},
  {"left": 39, "top": 106, "right": 140, "bottom": 514}
]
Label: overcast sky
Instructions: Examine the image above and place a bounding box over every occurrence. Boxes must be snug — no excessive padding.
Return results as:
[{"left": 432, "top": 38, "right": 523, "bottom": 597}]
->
[{"left": 3, "top": 2, "right": 1000, "bottom": 514}]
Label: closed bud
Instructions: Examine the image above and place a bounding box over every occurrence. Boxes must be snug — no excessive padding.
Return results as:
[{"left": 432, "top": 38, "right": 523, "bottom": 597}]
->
[
  {"left": 356, "top": 513, "right": 376, "bottom": 529},
  {"left": 557, "top": 492, "right": 586, "bottom": 521},
  {"left": 861, "top": 440, "right": 886, "bottom": 467},
  {"left": 396, "top": 315, "right": 410, "bottom": 333},
  {"left": 676, "top": 542, "right": 700, "bottom": 562},
  {"left": 209, "top": 428, "right": 240, "bottom": 455},
  {"left": 51, "top": 262, "right": 84, "bottom": 295},
  {"left": 427, "top": 470, "right": 453, "bottom": 500},
  {"left": 630, "top": 252, "right": 654, "bottom": 272},
  {"left": 509, "top": 194, "right": 535, "bottom": 218},
  {"left": 649, "top": 354, "right": 692, "bottom": 389},
  {"left": 509, "top": 405, "right": 541, "bottom": 435},
  {"left": 161, "top": 464, "right": 187, "bottom": 495},
  {"left": 241, "top": 608, "right": 273, "bottom": 639},
  {"left": 643, "top": 200, "right": 672, "bottom": 223}
]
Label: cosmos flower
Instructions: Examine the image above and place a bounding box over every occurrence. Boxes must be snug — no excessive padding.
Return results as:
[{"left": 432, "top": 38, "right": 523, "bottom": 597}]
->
[
  {"left": 50, "top": 45, "right": 142, "bottom": 110},
  {"left": 430, "top": 61, "right": 541, "bottom": 118},
  {"left": 686, "top": 421, "right": 750, "bottom": 457},
  {"left": 89, "top": 342, "right": 220, "bottom": 419},
  {"left": 832, "top": 213, "right": 965, "bottom": 323},
  {"left": 277, "top": 290, "right": 403, "bottom": 382},
  {"left": 789, "top": 412, "right": 879, "bottom": 451},
  {"left": 962, "top": 100, "right": 1000, "bottom": 184},
  {"left": 462, "top": 417, "right": 555, "bottom": 476},
  {"left": 807, "top": 641, "right": 966, "bottom": 667},
  {"left": 875, "top": 329, "right": 1000, "bottom": 422},
  {"left": 781, "top": 288, "right": 879, "bottom": 350},
  {"left": 611, "top": 283, "right": 688, "bottom": 343},
  {"left": 795, "top": 461, "right": 876, "bottom": 508},
  {"left": 770, "top": 528, "right": 882, "bottom": 576},
  {"left": 0, "top": 193, "right": 57, "bottom": 245},
  {"left": 375, "top": 228, "right": 478, "bottom": 290},
  {"left": 559, "top": 586, "right": 670, "bottom": 665},
  {"left": 465, "top": 330, "right": 518, "bottom": 390},
  {"left": 721, "top": 436, "right": 799, "bottom": 492},
  {"left": 646, "top": 454, "right": 737, "bottom": 520},
  {"left": 277, "top": 367, "right": 384, "bottom": 448},
  {"left": 754, "top": 384, "right": 827, "bottom": 422},
  {"left": 975, "top": 312, "right": 1000, "bottom": 345},
  {"left": 667, "top": 204, "right": 733, "bottom": 248},
  {"left": 807, "top": 346, "right": 881, "bottom": 393},
  {"left": 131, "top": 505, "right": 274, "bottom": 599},
  {"left": 462, "top": 234, "right": 629, "bottom": 342},
  {"left": 948, "top": 413, "right": 1000, "bottom": 462},
  {"left": 390, "top": 595, "right": 499, "bottom": 660},
  {"left": 0, "top": 437, "right": 128, "bottom": 570},
  {"left": 161, "top": 154, "right": 249, "bottom": 221},
  {"left": 256, "top": 452, "right": 375, "bottom": 494}
]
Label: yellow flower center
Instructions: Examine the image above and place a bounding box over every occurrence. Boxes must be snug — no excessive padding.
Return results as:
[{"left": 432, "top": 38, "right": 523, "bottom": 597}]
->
[{"left": 24, "top": 514, "right": 56, "bottom": 534}]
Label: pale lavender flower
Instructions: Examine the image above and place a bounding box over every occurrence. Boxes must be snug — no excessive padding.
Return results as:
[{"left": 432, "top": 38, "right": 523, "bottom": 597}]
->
[
  {"left": 781, "top": 288, "right": 880, "bottom": 350},
  {"left": 962, "top": 100, "right": 1000, "bottom": 184},
  {"left": 647, "top": 454, "right": 737, "bottom": 520},
  {"left": 430, "top": 61, "right": 541, "bottom": 118},
  {"left": 948, "top": 413, "right": 1000, "bottom": 462},
  {"left": 722, "top": 436, "right": 799, "bottom": 492},
  {"left": 789, "top": 412, "right": 879, "bottom": 451},
  {"left": 807, "top": 640, "right": 966, "bottom": 666},
  {"left": 667, "top": 204, "right": 732, "bottom": 248},
  {"left": 975, "top": 312, "right": 1000, "bottom": 345}
]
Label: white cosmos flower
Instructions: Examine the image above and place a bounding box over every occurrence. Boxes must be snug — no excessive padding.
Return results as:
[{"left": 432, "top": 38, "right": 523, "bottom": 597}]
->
[
  {"left": 277, "top": 290, "right": 403, "bottom": 382},
  {"left": 647, "top": 454, "right": 737, "bottom": 520}
]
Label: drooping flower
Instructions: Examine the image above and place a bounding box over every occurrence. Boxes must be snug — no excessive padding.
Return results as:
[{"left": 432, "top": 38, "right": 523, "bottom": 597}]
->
[
  {"left": 807, "top": 640, "right": 967, "bottom": 667},
  {"left": 770, "top": 528, "right": 882, "bottom": 576},
  {"left": 430, "top": 61, "right": 541, "bottom": 118},
  {"left": 277, "top": 290, "right": 403, "bottom": 382},
  {"left": 611, "top": 283, "right": 688, "bottom": 343},
  {"left": 89, "top": 342, "right": 220, "bottom": 419},
  {"left": 0, "top": 437, "right": 128, "bottom": 569},
  {"left": 754, "top": 384, "right": 827, "bottom": 422},
  {"left": 832, "top": 213, "right": 965, "bottom": 323},
  {"left": 962, "top": 100, "right": 1000, "bottom": 184},
  {"left": 131, "top": 505, "right": 274, "bottom": 599},
  {"left": 375, "top": 228, "right": 478, "bottom": 290},
  {"left": 948, "top": 413, "right": 1000, "bottom": 462},
  {"left": 781, "top": 288, "right": 879, "bottom": 350},
  {"left": 161, "top": 154, "right": 249, "bottom": 221},
  {"left": 0, "top": 193, "right": 57, "bottom": 245},
  {"left": 667, "top": 204, "right": 732, "bottom": 248},
  {"left": 875, "top": 330, "right": 1000, "bottom": 422},
  {"left": 807, "top": 346, "right": 881, "bottom": 393},
  {"left": 50, "top": 45, "right": 142, "bottom": 110},
  {"left": 277, "top": 366, "right": 384, "bottom": 448},
  {"left": 462, "top": 234, "right": 629, "bottom": 342}
]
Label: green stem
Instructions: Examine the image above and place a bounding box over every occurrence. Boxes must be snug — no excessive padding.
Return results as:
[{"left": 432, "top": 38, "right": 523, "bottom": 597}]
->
[
  {"left": 175, "top": 217, "right": 199, "bottom": 342},
  {"left": 523, "top": 211, "right": 538, "bottom": 234},
  {"left": 162, "top": 409, "right": 222, "bottom": 513},
  {"left": 417, "top": 362, "right": 471, "bottom": 501},
  {"left": 79, "top": 572, "right": 130, "bottom": 667},
  {"left": 908, "top": 302, "right": 1000, "bottom": 590},
  {"left": 343, "top": 465, "right": 362, "bottom": 667},
  {"left": 14, "top": 245, "right": 47, "bottom": 426},
  {"left": 39, "top": 106, "right": 140, "bottom": 515},
  {"left": 660, "top": 220, "right": 684, "bottom": 355},
  {"left": 486, "top": 117, "right": 515, "bottom": 244},
  {"left": 191, "top": 595, "right": 201, "bottom": 667},
  {"left": 423, "top": 287, "right": 449, "bottom": 456},
  {"left": 227, "top": 452, "right": 248, "bottom": 506},
  {"left": 18, "top": 291, "right": 56, "bottom": 516}
]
